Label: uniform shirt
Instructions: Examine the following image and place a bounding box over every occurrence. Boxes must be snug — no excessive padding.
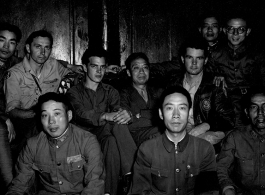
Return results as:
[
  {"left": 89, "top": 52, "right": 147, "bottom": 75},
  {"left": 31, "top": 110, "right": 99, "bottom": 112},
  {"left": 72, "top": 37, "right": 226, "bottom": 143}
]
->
[
  {"left": 66, "top": 82, "right": 121, "bottom": 129},
  {"left": 217, "top": 125, "right": 265, "bottom": 194},
  {"left": 6, "top": 124, "right": 105, "bottom": 195},
  {"left": 4, "top": 56, "right": 70, "bottom": 112},
  {"left": 129, "top": 132, "right": 216, "bottom": 195}
]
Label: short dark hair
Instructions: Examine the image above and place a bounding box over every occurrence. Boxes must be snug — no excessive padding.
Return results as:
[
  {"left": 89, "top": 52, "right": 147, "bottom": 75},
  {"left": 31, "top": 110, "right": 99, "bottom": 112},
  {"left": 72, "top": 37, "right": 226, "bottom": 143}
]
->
[
  {"left": 180, "top": 36, "right": 208, "bottom": 58},
  {"left": 81, "top": 47, "right": 108, "bottom": 65},
  {"left": 125, "top": 52, "right": 150, "bottom": 71},
  {"left": 26, "top": 30, "right": 53, "bottom": 46},
  {"left": 160, "top": 85, "right": 192, "bottom": 110},
  {"left": 36, "top": 92, "right": 72, "bottom": 117},
  {"left": 243, "top": 88, "right": 265, "bottom": 110},
  {"left": 224, "top": 9, "right": 251, "bottom": 28},
  {"left": 0, "top": 22, "right": 22, "bottom": 42},
  {"left": 198, "top": 11, "right": 221, "bottom": 28}
]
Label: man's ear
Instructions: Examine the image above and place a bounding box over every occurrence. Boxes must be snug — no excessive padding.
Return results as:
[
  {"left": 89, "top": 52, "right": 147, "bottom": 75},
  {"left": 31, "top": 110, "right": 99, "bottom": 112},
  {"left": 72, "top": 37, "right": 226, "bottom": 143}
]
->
[
  {"left": 246, "top": 28, "right": 251, "bottom": 36},
  {"left": 181, "top": 56, "right": 184, "bottom": 64},
  {"left": 126, "top": 69, "right": 131, "bottom": 77},
  {"left": 244, "top": 108, "right": 248, "bottom": 118},
  {"left": 159, "top": 108, "right": 163, "bottom": 120},
  {"left": 204, "top": 57, "right": 208, "bottom": 65},
  {"left": 67, "top": 110, "right": 73, "bottom": 122},
  {"left": 223, "top": 28, "right": 227, "bottom": 35},
  {"left": 26, "top": 44, "right": 30, "bottom": 54},
  {"left": 83, "top": 64, "right": 87, "bottom": 73},
  {"left": 198, "top": 27, "right": 202, "bottom": 33}
]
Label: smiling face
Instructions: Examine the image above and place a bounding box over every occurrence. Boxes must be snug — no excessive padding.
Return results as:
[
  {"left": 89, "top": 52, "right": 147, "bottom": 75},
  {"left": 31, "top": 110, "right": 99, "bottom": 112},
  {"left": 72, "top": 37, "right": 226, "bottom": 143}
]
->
[
  {"left": 128, "top": 58, "right": 150, "bottom": 86},
  {"left": 199, "top": 17, "right": 220, "bottom": 45},
  {"left": 181, "top": 47, "right": 207, "bottom": 76},
  {"left": 26, "top": 36, "right": 52, "bottom": 65},
  {"left": 41, "top": 100, "right": 72, "bottom": 138},
  {"left": 225, "top": 18, "right": 251, "bottom": 49},
  {"left": 159, "top": 92, "right": 189, "bottom": 135},
  {"left": 0, "top": 30, "right": 17, "bottom": 61},
  {"left": 245, "top": 93, "right": 265, "bottom": 135}
]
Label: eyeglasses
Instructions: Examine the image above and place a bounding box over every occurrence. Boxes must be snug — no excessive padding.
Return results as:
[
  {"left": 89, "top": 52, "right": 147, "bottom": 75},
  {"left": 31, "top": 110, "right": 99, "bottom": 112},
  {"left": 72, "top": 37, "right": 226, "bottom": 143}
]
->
[{"left": 226, "top": 26, "right": 247, "bottom": 34}]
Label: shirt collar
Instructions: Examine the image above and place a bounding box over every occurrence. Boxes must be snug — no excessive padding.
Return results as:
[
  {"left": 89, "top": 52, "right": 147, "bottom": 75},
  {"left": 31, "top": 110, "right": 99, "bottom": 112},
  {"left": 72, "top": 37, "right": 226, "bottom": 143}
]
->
[
  {"left": 162, "top": 131, "right": 189, "bottom": 153},
  {"left": 183, "top": 71, "right": 203, "bottom": 89},
  {"left": 48, "top": 124, "right": 72, "bottom": 145},
  {"left": 247, "top": 125, "right": 265, "bottom": 142}
]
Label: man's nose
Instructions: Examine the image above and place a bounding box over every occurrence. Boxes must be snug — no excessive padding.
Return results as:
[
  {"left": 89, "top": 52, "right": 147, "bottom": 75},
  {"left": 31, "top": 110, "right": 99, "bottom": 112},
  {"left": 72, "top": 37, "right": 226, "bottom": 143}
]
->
[
  {"left": 49, "top": 116, "right": 56, "bottom": 124},
  {"left": 192, "top": 58, "right": 197, "bottom": 65},
  {"left": 173, "top": 108, "right": 180, "bottom": 118},
  {"left": 3, "top": 41, "right": 8, "bottom": 49}
]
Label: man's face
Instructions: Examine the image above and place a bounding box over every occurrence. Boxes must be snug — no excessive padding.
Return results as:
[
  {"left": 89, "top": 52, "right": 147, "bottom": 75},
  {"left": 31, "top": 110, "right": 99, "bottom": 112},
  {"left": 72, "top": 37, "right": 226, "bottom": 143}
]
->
[
  {"left": 0, "top": 30, "right": 17, "bottom": 61},
  {"left": 159, "top": 92, "right": 189, "bottom": 135},
  {"left": 246, "top": 94, "right": 265, "bottom": 135},
  {"left": 26, "top": 36, "right": 52, "bottom": 65},
  {"left": 199, "top": 17, "right": 220, "bottom": 45},
  {"left": 181, "top": 48, "right": 207, "bottom": 76},
  {"left": 86, "top": 56, "right": 106, "bottom": 83},
  {"left": 224, "top": 18, "right": 251, "bottom": 48},
  {"left": 128, "top": 58, "right": 149, "bottom": 86},
  {"left": 41, "top": 100, "right": 72, "bottom": 138}
]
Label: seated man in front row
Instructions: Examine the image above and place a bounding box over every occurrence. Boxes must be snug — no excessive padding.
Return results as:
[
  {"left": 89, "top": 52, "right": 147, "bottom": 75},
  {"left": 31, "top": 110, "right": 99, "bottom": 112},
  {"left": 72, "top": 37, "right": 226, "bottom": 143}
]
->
[
  {"left": 6, "top": 92, "right": 105, "bottom": 195},
  {"left": 120, "top": 52, "right": 163, "bottom": 146},
  {"left": 66, "top": 47, "right": 137, "bottom": 195},
  {"left": 169, "top": 37, "right": 235, "bottom": 153},
  {"left": 217, "top": 88, "right": 265, "bottom": 195},
  {"left": 129, "top": 86, "right": 217, "bottom": 194}
]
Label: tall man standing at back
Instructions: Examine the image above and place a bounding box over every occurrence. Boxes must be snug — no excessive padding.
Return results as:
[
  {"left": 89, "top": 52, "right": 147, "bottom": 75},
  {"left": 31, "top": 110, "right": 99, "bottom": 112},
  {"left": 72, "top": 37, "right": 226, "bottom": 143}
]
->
[{"left": 4, "top": 30, "right": 83, "bottom": 156}]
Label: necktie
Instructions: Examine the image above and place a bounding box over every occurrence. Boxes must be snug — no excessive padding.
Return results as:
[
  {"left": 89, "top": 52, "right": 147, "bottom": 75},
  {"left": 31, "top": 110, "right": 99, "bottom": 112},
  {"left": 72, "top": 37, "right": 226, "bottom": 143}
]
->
[{"left": 141, "top": 89, "right": 148, "bottom": 103}]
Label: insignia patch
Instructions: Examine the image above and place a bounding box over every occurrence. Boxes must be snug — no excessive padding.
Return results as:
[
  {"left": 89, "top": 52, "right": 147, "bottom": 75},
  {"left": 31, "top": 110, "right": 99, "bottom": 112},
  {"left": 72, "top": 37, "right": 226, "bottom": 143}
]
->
[
  {"left": 4, "top": 71, "right": 11, "bottom": 80},
  {"left": 201, "top": 99, "right": 211, "bottom": 112},
  {"left": 67, "top": 154, "right": 82, "bottom": 164}
]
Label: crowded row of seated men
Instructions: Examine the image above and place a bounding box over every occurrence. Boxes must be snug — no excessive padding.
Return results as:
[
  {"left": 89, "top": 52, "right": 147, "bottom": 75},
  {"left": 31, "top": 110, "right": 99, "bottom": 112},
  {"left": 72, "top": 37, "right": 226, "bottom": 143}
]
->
[{"left": 0, "top": 9, "right": 265, "bottom": 195}]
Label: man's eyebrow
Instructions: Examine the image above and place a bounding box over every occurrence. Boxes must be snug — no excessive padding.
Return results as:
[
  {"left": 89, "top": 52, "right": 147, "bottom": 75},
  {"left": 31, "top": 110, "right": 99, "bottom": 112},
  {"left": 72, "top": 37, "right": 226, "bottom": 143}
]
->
[
  {"left": 164, "top": 102, "right": 188, "bottom": 106},
  {"left": 0, "top": 35, "right": 6, "bottom": 39}
]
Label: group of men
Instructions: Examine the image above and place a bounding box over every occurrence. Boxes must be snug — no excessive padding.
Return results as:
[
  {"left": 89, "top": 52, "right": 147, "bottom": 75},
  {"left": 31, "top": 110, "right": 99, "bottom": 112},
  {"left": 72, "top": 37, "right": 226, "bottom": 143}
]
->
[{"left": 0, "top": 9, "right": 265, "bottom": 195}]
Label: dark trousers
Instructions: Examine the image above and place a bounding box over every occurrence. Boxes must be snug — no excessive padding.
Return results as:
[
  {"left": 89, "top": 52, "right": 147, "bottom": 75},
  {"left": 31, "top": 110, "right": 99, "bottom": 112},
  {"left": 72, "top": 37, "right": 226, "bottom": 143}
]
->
[
  {"left": 0, "top": 119, "right": 13, "bottom": 192},
  {"left": 91, "top": 123, "right": 137, "bottom": 195}
]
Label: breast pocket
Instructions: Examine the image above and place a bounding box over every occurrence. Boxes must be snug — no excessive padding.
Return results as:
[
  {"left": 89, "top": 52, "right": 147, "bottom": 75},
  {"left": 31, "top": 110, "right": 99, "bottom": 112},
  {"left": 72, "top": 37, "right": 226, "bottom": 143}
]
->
[
  {"left": 33, "top": 163, "right": 52, "bottom": 184},
  {"left": 185, "top": 165, "right": 199, "bottom": 193},
  {"left": 68, "top": 159, "right": 86, "bottom": 183},
  {"left": 235, "top": 152, "right": 254, "bottom": 184},
  {"left": 151, "top": 167, "right": 169, "bottom": 194},
  {"left": 42, "top": 78, "right": 59, "bottom": 91}
]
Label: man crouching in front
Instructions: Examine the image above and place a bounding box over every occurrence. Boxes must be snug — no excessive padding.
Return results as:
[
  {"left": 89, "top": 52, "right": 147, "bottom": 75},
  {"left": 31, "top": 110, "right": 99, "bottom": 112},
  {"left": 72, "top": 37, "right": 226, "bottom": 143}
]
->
[{"left": 6, "top": 92, "right": 105, "bottom": 195}]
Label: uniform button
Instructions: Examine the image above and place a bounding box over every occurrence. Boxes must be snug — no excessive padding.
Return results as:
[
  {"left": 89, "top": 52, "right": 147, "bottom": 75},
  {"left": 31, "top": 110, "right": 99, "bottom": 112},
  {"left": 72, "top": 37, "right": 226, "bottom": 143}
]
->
[
  {"left": 176, "top": 188, "right": 179, "bottom": 192},
  {"left": 176, "top": 168, "right": 180, "bottom": 173},
  {"left": 187, "top": 165, "right": 190, "bottom": 169},
  {"left": 190, "top": 174, "right": 193, "bottom": 177},
  {"left": 234, "top": 69, "right": 238, "bottom": 72},
  {"left": 175, "top": 151, "right": 178, "bottom": 154},
  {"left": 59, "top": 181, "right": 63, "bottom": 185},
  {"left": 56, "top": 145, "right": 59, "bottom": 148},
  {"left": 261, "top": 139, "right": 265, "bottom": 143},
  {"left": 77, "top": 165, "right": 81, "bottom": 169},
  {"left": 57, "top": 162, "right": 61, "bottom": 166},
  {"left": 261, "top": 153, "right": 265, "bottom": 157}
]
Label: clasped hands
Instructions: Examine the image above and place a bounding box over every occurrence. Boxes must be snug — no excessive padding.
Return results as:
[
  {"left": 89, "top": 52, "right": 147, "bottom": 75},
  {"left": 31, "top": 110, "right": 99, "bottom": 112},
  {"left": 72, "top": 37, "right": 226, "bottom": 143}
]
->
[{"left": 104, "top": 108, "right": 132, "bottom": 125}]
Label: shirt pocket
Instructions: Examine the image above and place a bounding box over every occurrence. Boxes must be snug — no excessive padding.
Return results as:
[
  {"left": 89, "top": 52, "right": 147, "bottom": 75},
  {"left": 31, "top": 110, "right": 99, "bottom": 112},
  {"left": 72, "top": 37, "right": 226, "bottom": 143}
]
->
[
  {"left": 234, "top": 152, "right": 254, "bottom": 184},
  {"left": 33, "top": 163, "right": 52, "bottom": 184},
  {"left": 68, "top": 158, "right": 86, "bottom": 184},
  {"left": 185, "top": 165, "right": 199, "bottom": 193},
  {"left": 151, "top": 167, "right": 169, "bottom": 194},
  {"left": 42, "top": 78, "right": 59, "bottom": 90}
]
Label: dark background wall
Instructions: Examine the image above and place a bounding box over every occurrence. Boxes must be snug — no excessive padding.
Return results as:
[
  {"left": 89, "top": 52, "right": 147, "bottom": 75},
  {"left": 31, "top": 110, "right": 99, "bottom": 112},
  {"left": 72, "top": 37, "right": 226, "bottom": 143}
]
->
[{"left": 1, "top": 0, "right": 265, "bottom": 65}]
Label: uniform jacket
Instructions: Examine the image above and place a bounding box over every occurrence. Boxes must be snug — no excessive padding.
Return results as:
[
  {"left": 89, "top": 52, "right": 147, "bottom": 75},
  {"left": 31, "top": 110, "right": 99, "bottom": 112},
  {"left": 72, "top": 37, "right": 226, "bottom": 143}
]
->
[
  {"left": 217, "top": 125, "right": 265, "bottom": 195},
  {"left": 129, "top": 133, "right": 216, "bottom": 195},
  {"left": 6, "top": 124, "right": 105, "bottom": 195},
  {"left": 171, "top": 71, "right": 235, "bottom": 133},
  {"left": 207, "top": 42, "right": 265, "bottom": 89}
]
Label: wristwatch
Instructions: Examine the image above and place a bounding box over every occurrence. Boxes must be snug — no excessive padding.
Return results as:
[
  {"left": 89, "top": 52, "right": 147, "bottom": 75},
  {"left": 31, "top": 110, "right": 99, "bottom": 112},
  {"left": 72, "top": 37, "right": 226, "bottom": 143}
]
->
[{"left": 136, "top": 113, "right": 141, "bottom": 119}]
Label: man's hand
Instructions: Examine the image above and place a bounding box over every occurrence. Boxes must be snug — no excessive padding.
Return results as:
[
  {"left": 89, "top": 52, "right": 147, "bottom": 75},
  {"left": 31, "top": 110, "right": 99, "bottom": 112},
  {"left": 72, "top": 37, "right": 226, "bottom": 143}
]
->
[
  {"left": 6, "top": 118, "right": 16, "bottom": 142},
  {"left": 213, "top": 76, "right": 228, "bottom": 96},
  {"left": 113, "top": 108, "right": 131, "bottom": 124},
  {"left": 106, "top": 65, "right": 121, "bottom": 74},
  {"left": 224, "top": 188, "right": 236, "bottom": 195},
  {"left": 68, "top": 64, "right": 85, "bottom": 74},
  {"left": 104, "top": 112, "right": 120, "bottom": 122},
  {"left": 188, "top": 122, "right": 210, "bottom": 137}
]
